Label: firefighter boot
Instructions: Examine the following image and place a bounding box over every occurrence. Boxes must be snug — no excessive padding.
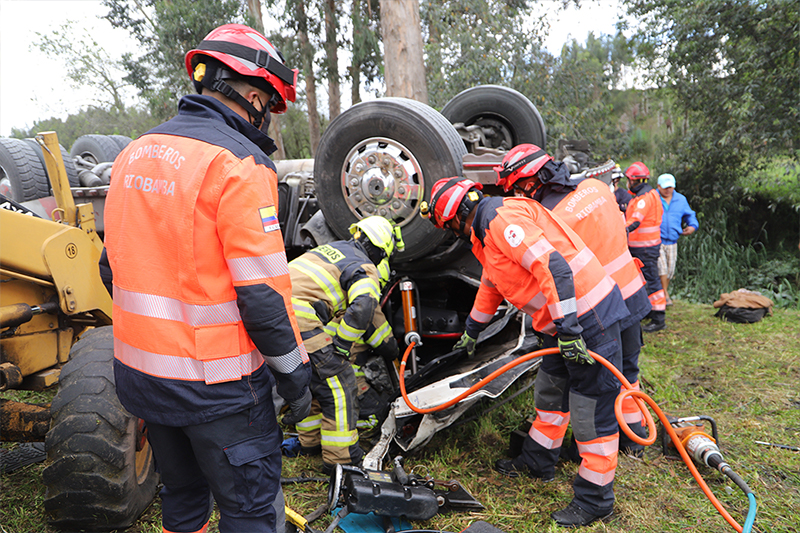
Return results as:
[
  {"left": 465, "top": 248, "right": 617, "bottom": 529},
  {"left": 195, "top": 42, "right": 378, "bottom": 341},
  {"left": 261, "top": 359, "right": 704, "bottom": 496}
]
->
[
  {"left": 551, "top": 500, "right": 613, "bottom": 528},
  {"left": 642, "top": 311, "right": 665, "bottom": 332},
  {"left": 494, "top": 457, "right": 554, "bottom": 481}
]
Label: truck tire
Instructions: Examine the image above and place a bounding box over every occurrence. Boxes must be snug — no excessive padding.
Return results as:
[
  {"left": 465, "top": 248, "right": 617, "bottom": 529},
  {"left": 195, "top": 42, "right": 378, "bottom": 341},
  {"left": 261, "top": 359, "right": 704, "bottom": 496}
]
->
[
  {"left": 109, "top": 134, "right": 133, "bottom": 151},
  {"left": 43, "top": 326, "right": 158, "bottom": 531},
  {"left": 70, "top": 134, "right": 123, "bottom": 165},
  {"left": 314, "top": 98, "right": 467, "bottom": 263},
  {"left": 24, "top": 139, "right": 80, "bottom": 191},
  {"left": 0, "top": 138, "right": 50, "bottom": 201},
  {"left": 441, "top": 85, "right": 547, "bottom": 151}
]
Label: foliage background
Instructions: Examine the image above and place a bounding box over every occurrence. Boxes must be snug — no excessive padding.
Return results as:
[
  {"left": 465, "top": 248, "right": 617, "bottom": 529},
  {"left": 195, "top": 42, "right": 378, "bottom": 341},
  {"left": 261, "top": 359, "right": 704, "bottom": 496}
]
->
[{"left": 8, "top": 0, "right": 800, "bottom": 304}]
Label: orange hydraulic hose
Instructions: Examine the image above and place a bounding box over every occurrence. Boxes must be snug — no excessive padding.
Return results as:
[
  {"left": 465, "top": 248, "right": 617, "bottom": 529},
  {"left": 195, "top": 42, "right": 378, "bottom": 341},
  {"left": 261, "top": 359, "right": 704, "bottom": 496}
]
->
[{"left": 398, "top": 342, "right": 744, "bottom": 533}]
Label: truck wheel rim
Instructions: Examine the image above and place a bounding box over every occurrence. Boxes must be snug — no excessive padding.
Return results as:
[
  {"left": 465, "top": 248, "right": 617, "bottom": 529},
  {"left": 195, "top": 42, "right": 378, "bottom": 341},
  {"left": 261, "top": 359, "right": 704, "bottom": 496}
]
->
[{"left": 340, "top": 136, "right": 423, "bottom": 228}]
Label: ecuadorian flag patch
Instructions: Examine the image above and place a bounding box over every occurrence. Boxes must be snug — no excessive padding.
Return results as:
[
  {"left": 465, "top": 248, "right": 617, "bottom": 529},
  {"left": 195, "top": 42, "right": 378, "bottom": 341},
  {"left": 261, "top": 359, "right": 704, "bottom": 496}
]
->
[{"left": 259, "top": 206, "right": 280, "bottom": 233}]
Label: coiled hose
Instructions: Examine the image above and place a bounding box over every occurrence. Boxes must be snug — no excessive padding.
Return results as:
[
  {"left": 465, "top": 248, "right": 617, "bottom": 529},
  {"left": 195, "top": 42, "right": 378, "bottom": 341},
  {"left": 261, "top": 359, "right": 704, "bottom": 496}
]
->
[{"left": 398, "top": 344, "right": 756, "bottom": 533}]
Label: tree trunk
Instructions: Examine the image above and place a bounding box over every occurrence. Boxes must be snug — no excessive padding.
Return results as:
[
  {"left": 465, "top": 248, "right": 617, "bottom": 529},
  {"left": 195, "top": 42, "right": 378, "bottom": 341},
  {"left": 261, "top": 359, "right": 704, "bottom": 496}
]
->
[
  {"left": 349, "top": 0, "right": 364, "bottom": 105},
  {"left": 324, "top": 0, "right": 341, "bottom": 119},
  {"left": 379, "top": 0, "right": 427, "bottom": 103},
  {"left": 268, "top": 115, "right": 285, "bottom": 160},
  {"left": 246, "top": 0, "right": 286, "bottom": 158},
  {"left": 297, "top": 0, "right": 320, "bottom": 155},
  {"left": 350, "top": 64, "right": 361, "bottom": 105},
  {"left": 246, "top": 0, "right": 264, "bottom": 33}
]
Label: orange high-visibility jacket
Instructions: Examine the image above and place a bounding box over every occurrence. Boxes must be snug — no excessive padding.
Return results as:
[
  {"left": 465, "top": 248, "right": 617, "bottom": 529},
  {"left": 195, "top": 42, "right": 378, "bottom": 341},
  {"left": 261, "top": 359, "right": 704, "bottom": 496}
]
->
[
  {"left": 533, "top": 177, "right": 650, "bottom": 327},
  {"left": 545, "top": 178, "right": 646, "bottom": 302},
  {"left": 625, "top": 187, "right": 663, "bottom": 248},
  {"left": 105, "top": 95, "right": 309, "bottom": 425},
  {"left": 466, "top": 197, "right": 628, "bottom": 339}
]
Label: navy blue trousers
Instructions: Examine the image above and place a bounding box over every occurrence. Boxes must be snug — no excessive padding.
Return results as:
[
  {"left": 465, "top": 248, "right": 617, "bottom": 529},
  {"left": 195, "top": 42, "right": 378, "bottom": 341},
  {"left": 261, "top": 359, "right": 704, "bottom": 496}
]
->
[{"left": 146, "top": 400, "right": 283, "bottom": 533}]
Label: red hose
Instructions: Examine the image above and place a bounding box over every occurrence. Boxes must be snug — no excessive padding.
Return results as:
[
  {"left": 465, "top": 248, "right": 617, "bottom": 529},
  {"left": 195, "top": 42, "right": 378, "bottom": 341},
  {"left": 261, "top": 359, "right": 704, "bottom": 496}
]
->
[{"left": 398, "top": 342, "right": 744, "bottom": 533}]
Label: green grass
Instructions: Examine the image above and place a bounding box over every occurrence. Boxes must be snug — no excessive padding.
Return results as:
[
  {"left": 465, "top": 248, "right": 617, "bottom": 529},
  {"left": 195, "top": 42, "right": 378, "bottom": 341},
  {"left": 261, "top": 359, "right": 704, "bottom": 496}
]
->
[{"left": 2, "top": 301, "right": 798, "bottom": 533}]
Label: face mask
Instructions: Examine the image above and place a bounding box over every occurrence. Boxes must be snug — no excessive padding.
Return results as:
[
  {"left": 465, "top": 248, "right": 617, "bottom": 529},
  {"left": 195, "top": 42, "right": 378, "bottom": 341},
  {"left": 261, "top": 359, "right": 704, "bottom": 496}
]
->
[{"left": 252, "top": 95, "right": 272, "bottom": 133}]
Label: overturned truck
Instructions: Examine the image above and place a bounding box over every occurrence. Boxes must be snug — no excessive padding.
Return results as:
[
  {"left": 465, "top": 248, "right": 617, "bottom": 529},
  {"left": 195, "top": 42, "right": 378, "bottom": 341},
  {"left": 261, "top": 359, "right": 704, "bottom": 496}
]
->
[{"left": 0, "top": 85, "right": 614, "bottom": 530}]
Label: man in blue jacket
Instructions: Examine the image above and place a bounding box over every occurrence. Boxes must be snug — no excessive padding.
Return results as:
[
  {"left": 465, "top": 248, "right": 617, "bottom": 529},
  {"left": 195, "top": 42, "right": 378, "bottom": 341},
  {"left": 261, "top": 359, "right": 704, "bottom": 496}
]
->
[{"left": 657, "top": 174, "right": 699, "bottom": 306}]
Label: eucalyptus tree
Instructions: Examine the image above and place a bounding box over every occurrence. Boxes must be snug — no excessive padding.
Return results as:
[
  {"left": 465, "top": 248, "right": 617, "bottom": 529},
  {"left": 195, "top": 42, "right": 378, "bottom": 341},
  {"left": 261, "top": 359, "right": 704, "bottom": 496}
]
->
[
  {"left": 625, "top": 0, "right": 800, "bottom": 176},
  {"left": 348, "top": 0, "right": 382, "bottom": 104},
  {"left": 421, "top": 0, "right": 542, "bottom": 109},
  {"left": 624, "top": 0, "right": 799, "bottom": 246},
  {"left": 102, "top": 0, "right": 256, "bottom": 120},
  {"left": 35, "top": 21, "right": 133, "bottom": 114}
]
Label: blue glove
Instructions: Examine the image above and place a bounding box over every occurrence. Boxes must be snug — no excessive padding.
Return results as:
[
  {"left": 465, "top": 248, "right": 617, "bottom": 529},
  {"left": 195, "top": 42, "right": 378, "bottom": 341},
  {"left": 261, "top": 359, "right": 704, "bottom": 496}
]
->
[
  {"left": 281, "top": 436, "right": 302, "bottom": 457},
  {"left": 453, "top": 332, "right": 477, "bottom": 358},
  {"left": 282, "top": 388, "right": 312, "bottom": 426},
  {"left": 558, "top": 334, "right": 594, "bottom": 365}
]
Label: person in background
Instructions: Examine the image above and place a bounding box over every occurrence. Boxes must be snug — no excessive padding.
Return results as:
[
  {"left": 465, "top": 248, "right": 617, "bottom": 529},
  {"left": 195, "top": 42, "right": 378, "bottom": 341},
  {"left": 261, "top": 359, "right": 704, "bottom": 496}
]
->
[
  {"left": 656, "top": 173, "right": 698, "bottom": 306},
  {"left": 103, "top": 24, "right": 311, "bottom": 533},
  {"left": 624, "top": 162, "right": 667, "bottom": 332},
  {"left": 288, "top": 216, "right": 403, "bottom": 475},
  {"left": 422, "top": 177, "right": 627, "bottom": 528},
  {"left": 612, "top": 165, "right": 631, "bottom": 212}
]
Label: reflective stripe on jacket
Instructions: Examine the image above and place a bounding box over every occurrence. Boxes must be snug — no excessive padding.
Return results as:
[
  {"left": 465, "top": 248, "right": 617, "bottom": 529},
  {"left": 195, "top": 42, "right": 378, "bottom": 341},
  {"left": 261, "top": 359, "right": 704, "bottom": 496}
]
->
[
  {"left": 289, "top": 241, "right": 390, "bottom": 353},
  {"left": 535, "top": 178, "right": 650, "bottom": 324},
  {"left": 625, "top": 187, "right": 663, "bottom": 248},
  {"left": 466, "top": 197, "right": 628, "bottom": 339},
  {"left": 104, "top": 95, "right": 309, "bottom": 425}
]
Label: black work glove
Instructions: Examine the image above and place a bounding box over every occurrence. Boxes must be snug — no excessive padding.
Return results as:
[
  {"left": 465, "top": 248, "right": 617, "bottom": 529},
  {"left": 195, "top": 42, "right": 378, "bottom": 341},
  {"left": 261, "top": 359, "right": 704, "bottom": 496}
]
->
[
  {"left": 282, "top": 388, "right": 312, "bottom": 426},
  {"left": 332, "top": 336, "right": 351, "bottom": 360},
  {"left": 558, "top": 334, "right": 594, "bottom": 365},
  {"left": 453, "top": 331, "right": 477, "bottom": 358},
  {"left": 332, "top": 343, "right": 350, "bottom": 359},
  {"left": 375, "top": 336, "right": 400, "bottom": 360}
]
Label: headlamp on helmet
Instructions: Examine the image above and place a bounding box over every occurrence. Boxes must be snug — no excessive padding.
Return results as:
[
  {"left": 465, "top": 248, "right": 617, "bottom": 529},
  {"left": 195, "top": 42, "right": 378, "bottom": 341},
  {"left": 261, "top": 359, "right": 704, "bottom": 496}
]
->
[{"left": 349, "top": 216, "right": 403, "bottom": 265}]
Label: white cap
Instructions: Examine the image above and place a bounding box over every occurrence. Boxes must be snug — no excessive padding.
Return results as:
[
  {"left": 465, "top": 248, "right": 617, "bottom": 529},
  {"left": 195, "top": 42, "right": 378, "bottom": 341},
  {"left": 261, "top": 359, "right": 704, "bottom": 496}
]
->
[{"left": 657, "top": 173, "right": 676, "bottom": 188}]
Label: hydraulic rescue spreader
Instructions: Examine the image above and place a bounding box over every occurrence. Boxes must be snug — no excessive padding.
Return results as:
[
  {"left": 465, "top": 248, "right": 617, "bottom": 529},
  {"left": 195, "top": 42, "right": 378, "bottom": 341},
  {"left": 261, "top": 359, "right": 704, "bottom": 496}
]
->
[{"left": 399, "top": 344, "right": 758, "bottom": 533}]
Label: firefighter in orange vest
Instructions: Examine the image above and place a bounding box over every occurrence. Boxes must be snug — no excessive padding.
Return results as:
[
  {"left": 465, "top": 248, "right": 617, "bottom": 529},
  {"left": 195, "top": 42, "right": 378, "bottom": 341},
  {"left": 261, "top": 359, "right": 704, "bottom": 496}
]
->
[
  {"left": 421, "top": 178, "right": 628, "bottom": 528},
  {"left": 288, "top": 216, "right": 403, "bottom": 474},
  {"left": 624, "top": 162, "right": 667, "bottom": 332},
  {"left": 495, "top": 144, "right": 651, "bottom": 457},
  {"left": 104, "top": 24, "right": 311, "bottom": 533}
]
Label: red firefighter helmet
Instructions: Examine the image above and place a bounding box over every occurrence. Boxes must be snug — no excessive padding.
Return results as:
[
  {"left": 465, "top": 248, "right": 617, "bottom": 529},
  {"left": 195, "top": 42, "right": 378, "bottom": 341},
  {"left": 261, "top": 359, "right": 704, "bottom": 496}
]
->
[
  {"left": 421, "top": 177, "right": 483, "bottom": 229},
  {"left": 494, "top": 144, "right": 553, "bottom": 192},
  {"left": 624, "top": 161, "right": 650, "bottom": 180},
  {"left": 185, "top": 24, "right": 297, "bottom": 114}
]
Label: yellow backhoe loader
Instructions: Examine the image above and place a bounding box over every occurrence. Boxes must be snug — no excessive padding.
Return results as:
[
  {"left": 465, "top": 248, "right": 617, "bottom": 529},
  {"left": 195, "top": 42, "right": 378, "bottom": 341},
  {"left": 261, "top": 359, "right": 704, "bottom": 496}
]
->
[{"left": 0, "top": 132, "right": 158, "bottom": 531}]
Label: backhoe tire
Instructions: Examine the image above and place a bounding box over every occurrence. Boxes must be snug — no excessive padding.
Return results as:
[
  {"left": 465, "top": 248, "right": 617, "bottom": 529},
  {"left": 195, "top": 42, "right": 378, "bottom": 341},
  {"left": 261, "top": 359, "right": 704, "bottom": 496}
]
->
[
  {"left": 441, "top": 85, "right": 546, "bottom": 151},
  {"left": 43, "top": 326, "right": 158, "bottom": 531},
  {"left": 70, "top": 134, "right": 123, "bottom": 166},
  {"left": 314, "top": 97, "right": 467, "bottom": 263},
  {"left": 0, "top": 137, "right": 50, "bottom": 201}
]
